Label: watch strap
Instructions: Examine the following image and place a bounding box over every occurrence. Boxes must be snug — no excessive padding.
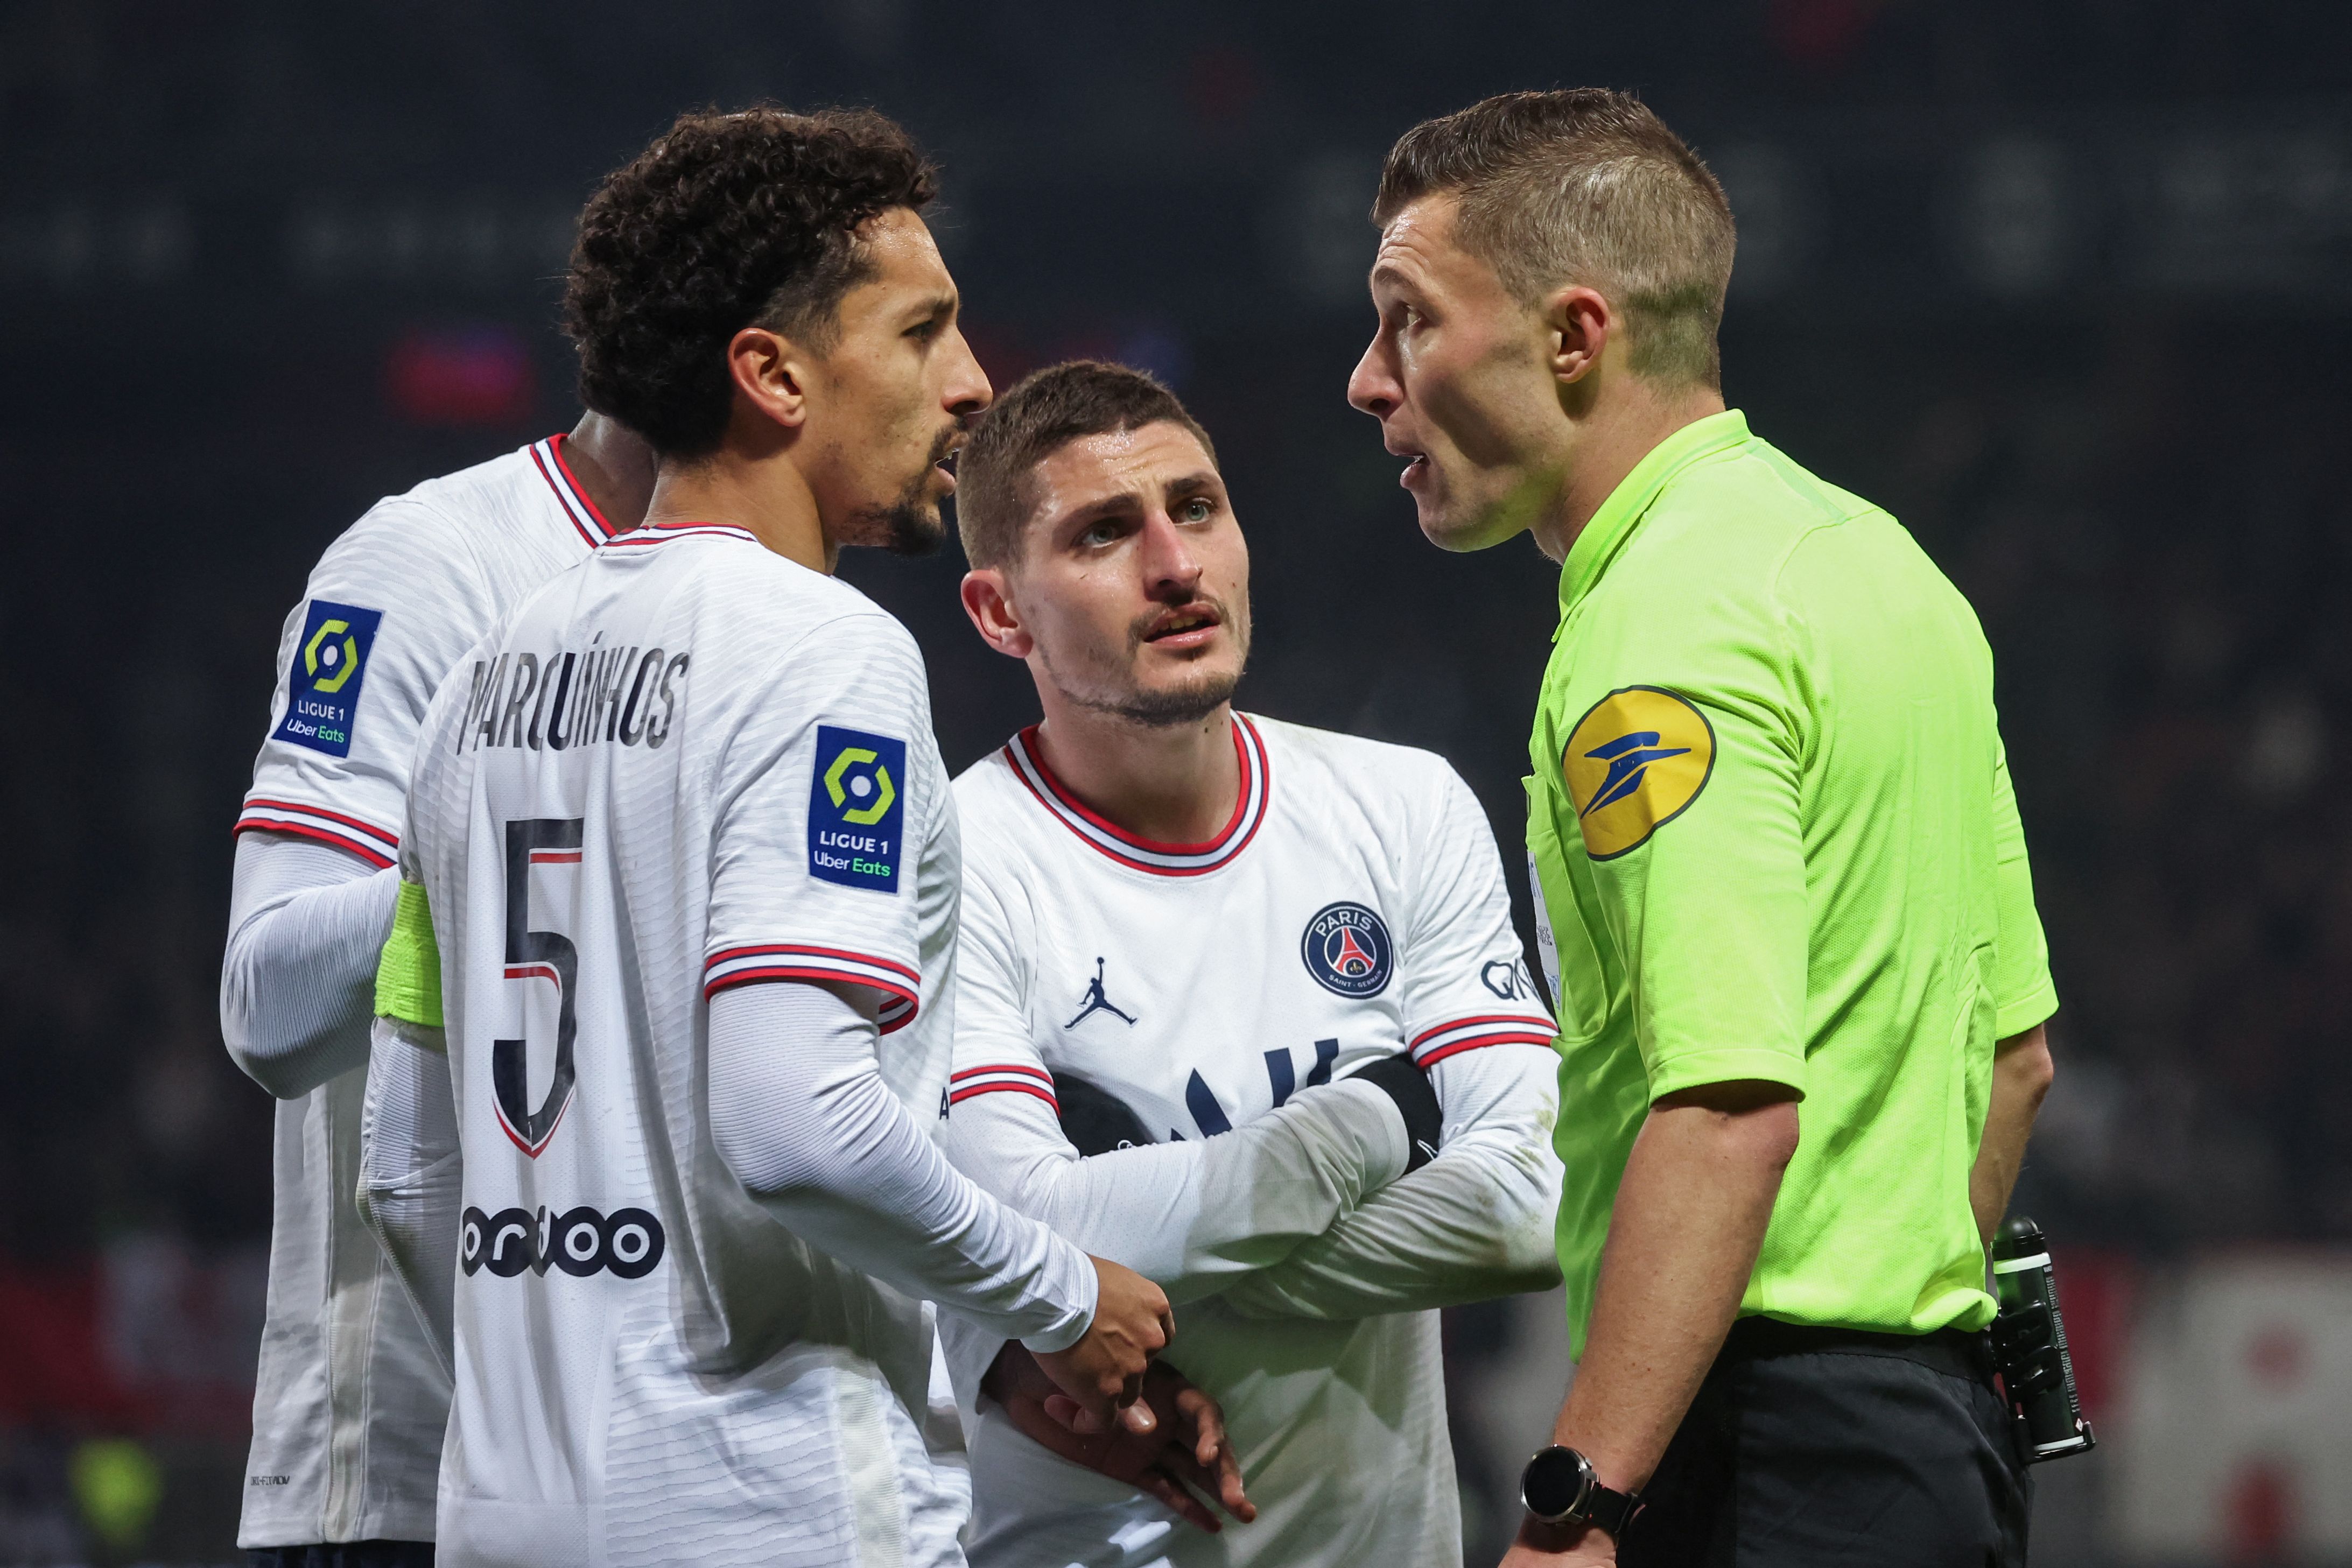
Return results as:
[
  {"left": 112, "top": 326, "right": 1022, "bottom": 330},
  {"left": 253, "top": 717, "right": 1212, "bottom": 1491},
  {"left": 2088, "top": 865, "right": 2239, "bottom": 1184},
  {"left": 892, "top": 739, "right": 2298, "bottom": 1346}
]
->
[{"left": 1585, "top": 1480, "right": 1641, "bottom": 1539}]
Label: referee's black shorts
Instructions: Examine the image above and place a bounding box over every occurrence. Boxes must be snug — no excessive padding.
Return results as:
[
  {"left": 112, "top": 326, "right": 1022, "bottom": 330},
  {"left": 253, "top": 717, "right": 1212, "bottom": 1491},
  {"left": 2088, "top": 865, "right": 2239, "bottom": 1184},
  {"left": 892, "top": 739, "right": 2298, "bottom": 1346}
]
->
[{"left": 1623, "top": 1316, "right": 2032, "bottom": 1567}]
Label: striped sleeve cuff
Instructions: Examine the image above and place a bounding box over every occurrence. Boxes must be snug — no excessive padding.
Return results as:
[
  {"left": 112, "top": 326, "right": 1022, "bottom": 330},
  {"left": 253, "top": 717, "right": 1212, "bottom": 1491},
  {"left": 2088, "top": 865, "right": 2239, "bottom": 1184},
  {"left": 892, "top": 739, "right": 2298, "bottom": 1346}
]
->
[
  {"left": 947, "top": 1063, "right": 1058, "bottom": 1112},
  {"left": 1408, "top": 1012, "right": 1559, "bottom": 1069},
  {"left": 234, "top": 796, "right": 399, "bottom": 868},
  {"left": 703, "top": 944, "right": 919, "bottom": 1033}
]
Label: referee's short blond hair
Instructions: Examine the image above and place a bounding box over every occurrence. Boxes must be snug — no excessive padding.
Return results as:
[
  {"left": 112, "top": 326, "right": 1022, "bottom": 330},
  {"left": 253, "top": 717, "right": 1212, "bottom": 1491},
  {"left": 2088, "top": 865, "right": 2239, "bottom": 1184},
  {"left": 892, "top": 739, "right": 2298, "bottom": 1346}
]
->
[{"left": 1374, "top": 89, "right": 1736, "bottom": 390}]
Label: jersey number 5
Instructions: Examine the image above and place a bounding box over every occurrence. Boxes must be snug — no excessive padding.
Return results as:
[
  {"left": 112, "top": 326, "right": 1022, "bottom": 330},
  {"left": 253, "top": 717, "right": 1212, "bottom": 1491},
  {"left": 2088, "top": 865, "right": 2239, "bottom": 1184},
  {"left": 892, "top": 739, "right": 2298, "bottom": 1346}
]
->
[{"left": 494, "top": 817, "right": 583, "bottom": 1158}]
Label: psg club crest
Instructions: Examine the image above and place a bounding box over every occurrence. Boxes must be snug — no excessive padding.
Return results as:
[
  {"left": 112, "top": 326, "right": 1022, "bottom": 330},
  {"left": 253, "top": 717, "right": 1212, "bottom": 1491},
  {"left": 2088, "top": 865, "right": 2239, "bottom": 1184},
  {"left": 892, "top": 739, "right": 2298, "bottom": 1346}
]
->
[{"left": 1301, "top": 901, "right": 1394, "bottom": 998}]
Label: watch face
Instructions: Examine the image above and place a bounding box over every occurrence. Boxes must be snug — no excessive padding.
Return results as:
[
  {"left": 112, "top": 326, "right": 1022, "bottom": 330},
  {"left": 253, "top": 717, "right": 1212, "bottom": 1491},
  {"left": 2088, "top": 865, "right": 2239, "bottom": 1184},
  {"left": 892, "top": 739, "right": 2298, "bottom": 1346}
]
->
[{"left": 1521, "top": 1446, "right": 1595, "bottom": 1523}]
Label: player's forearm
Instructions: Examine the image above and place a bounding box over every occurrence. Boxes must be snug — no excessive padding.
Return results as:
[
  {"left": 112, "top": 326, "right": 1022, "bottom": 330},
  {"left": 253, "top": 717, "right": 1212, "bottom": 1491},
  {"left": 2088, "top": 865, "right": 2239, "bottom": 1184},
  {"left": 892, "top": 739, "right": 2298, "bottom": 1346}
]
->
[
  {"left": 1223, "top": 1043, "right": 1562, "bottom": 1319},
  {"left": 1969, "top": 1025, "right": 2054, "bottom": 1246},
  {"left": 221, "top": 832, "right": 400, "bottom": 1098},
  {"left": 1547, "top": 1083, "right": 1798, "bottom": 1504},
  {"left": 1219, "top": 1121, "right": 1562, "bottom": 1319},
  {"left": 711, "top": 983, "right": 1098, "bottom": 1348},
  {"left": 941, "top": 1078, "right": 1409, "bottom": 1303},
  {"left": 357, "top": 1015, "right": 461, "bottom": 1377}
]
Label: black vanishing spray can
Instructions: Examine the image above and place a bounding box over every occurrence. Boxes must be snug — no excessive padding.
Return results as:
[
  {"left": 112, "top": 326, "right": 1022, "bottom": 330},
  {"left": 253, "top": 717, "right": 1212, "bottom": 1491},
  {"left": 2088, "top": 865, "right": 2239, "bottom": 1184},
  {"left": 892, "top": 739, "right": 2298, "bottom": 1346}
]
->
[{"left": 1990, "top": 1214, "right": 2096, "bottom": 1462}]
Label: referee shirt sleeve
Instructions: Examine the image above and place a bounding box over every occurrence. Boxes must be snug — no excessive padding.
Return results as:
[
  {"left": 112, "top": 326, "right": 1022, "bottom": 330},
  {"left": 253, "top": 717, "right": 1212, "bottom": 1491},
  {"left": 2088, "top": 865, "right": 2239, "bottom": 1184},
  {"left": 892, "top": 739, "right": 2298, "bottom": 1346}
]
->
[
  {"left": 1577, "top": 590, "right": 1810, "bottom": 1103},
  {"left": 1988, "top": 730, "right": 2059, "bottom": 1037}
]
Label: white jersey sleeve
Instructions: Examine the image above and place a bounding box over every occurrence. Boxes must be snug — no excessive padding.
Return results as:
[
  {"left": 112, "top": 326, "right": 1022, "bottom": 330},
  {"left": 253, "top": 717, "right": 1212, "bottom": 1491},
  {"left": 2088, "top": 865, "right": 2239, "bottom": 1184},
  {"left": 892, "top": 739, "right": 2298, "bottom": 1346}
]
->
[
  {"left": 236, "top": 498, "right": 496, "bottom": 863},
  {"left": 1220, "top": 762, "right": 1564, "bottom": 1320},
  {"left": 1396, "top": 762, "right": 1561, "bottom": 1069},
  {"left": 220, "top": 831, "right": 399, "bottom": 1096},
  {"left": 708, "top": 980, "right": 1096, "bottom": 1349},
  {"left": 939, "top": 863, "right": 1412, "bottom": 1299},
  {"left": 701, "top": 610, "right": 938, "bottom": 1033}
]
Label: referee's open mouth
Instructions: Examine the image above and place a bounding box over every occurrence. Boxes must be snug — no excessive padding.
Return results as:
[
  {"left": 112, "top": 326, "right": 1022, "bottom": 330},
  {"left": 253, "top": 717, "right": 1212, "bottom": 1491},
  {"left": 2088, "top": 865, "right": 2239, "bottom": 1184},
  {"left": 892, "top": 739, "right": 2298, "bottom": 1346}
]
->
[{"left": 1384, "top": 437, "right": 1430, "bottom": 489}]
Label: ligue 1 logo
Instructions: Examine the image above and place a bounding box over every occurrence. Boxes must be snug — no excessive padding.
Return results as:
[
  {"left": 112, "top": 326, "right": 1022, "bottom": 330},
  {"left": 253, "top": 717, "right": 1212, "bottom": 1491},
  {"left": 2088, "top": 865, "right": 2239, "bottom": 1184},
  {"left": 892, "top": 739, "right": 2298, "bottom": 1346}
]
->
[{"left": 1301, "top": 901, "right": 1394, "bottom": 998}]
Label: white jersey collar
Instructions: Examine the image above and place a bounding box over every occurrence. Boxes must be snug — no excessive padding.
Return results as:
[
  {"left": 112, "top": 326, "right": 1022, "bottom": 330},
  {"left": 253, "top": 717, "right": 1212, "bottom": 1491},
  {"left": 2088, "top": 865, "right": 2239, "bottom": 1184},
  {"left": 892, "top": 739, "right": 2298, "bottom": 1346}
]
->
[
  {"left": 1001, "top": 713, "right": 1270, "bottom": 878},
  {"left": 528, "top": 433, "right": 622, "bottom": 547}
]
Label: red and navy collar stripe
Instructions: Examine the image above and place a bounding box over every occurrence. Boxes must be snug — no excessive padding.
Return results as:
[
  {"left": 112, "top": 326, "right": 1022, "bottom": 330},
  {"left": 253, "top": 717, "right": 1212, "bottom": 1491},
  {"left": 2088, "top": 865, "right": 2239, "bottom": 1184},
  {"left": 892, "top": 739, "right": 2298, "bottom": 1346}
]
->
[
  {"left": 703, "top": 943, "right": 919, "bottom": 1033},
  {"left": 1001, "top": 714, "right": 1270, "bottom": 878},
  {"left": 234, "top": 797, "right": 399, "bottom": 868},
  {"left": 1408, "top": 1012, "right": 1558, "bottom": 1070},
  {"left": 604, "top": 519, "right": 761, "bottom": 550},
  {"left": 528, "top": 433, "right": 620, "bottom": 548}
]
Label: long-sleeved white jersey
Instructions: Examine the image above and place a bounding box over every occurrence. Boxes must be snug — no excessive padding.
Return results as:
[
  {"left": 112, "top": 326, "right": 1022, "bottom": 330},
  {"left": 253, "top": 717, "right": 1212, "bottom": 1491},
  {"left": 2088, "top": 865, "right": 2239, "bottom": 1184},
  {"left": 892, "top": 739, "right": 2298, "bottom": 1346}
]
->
[
  {"left": 940, "top": 714, "right": 1564, "bottom": 1568},
  {"left": 226, "top": 435, "right": 620, "bottom": 1548},
  {"left": 382, "top": 521, "right": 1099, "bottom": 1567}
]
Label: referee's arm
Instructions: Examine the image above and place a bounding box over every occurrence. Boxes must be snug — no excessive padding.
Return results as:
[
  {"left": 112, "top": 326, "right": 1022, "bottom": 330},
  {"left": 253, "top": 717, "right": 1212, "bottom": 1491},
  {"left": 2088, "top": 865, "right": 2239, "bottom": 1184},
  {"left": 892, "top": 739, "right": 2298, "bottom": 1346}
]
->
[
  {"left": 1516, "top": 1079, "right": 1798, "bottom": 1562},
  {"left": 1971, "top": 1026, "right": 2054, "bottom": 1246},
  {"left": 1969, "top": 732, "right": 2060, "bottom": 1244},
  {"left": 1516, "top": 646, "right": 1815, "bottom": 1562}
]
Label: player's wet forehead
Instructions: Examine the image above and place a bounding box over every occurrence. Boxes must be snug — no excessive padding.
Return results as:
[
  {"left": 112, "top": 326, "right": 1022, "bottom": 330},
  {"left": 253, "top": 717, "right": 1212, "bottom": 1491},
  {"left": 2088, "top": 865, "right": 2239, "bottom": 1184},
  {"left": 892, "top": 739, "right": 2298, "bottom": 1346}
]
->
[
  {"left": 838, "top": 206, "right": 958, "bottom": 324},
  {"left": 1029, "top": 421, "right": 1223, "bottom": 526}
]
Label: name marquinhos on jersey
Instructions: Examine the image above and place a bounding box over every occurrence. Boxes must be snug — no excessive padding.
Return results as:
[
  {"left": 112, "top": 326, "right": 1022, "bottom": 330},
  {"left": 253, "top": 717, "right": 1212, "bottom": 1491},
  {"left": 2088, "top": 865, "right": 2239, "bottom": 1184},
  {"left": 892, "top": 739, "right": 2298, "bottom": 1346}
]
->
[
  {"left": 459, "top": 640, "right": 691, "bottom": 755},
  {"left": 461, "top": 1203, "right": 666, "bottom": 1280}
]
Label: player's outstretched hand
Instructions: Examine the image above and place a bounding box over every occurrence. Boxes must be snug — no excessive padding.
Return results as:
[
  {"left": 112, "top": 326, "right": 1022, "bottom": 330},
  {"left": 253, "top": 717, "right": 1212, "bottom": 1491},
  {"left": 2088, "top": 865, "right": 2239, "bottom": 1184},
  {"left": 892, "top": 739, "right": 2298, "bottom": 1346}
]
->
[
  {"left": 1031, "top": 1255, "right": 1173, "bottom": 1435},
  {"left": 987, "top": 1348, "right": 1256, "bottom": 1533}
]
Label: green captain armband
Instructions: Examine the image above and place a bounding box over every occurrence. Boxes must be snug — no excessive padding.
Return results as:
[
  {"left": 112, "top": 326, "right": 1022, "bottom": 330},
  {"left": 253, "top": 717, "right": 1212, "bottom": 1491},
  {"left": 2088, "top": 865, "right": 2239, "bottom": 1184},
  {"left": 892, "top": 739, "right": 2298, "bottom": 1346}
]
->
[{"left": 375, "top": 880, "right": 444, "bottom": 1028}]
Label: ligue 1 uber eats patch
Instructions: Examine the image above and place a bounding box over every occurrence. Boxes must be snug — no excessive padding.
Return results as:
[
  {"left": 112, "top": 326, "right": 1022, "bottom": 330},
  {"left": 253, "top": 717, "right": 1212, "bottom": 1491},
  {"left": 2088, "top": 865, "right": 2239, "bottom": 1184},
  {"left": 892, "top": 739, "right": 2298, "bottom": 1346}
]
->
[
  {"left": 273, "top": 600, "right": 384, "bottom": 758},
  {"left": 808, "top": 726, "right": 907, "bottom": 892}
]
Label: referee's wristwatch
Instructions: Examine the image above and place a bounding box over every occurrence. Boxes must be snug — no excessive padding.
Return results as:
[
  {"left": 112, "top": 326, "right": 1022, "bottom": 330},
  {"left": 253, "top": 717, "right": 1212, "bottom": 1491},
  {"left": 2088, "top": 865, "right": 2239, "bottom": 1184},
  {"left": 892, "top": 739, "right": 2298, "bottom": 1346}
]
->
[{"left": 1519, "top": 1445, "right": 1643, "bottom": 1540}]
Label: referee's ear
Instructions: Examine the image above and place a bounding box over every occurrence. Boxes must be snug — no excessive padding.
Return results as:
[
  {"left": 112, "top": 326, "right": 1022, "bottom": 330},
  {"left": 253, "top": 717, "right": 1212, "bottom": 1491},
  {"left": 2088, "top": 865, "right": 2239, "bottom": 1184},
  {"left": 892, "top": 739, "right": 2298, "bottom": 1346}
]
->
[
  {"left": 960, "top": 568, "right": 1032, "bottom": 660},
  {"left": 1546, "top": 284, "right": 1614, "bottom": 394}
]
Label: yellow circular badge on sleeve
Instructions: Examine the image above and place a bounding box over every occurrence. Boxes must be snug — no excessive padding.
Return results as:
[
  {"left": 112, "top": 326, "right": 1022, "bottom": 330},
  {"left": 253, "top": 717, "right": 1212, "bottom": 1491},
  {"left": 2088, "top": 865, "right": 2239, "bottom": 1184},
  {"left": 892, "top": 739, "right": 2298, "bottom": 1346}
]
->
[{"left": 1563, "top": 685, "right": 1716, "bottom": 860}]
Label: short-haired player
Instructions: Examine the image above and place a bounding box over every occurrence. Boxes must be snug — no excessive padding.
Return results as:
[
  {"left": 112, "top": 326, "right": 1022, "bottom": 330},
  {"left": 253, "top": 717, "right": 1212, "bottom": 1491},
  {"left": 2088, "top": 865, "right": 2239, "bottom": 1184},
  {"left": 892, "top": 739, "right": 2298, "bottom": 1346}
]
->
[
  {"left": 223, "top": 319, "right": 655, "bottom": 1565},
  {"left": 358, "top": 110, "right": 1174, "bottom": 1567},
  {"left": 942, "top": 360, "right": 1567, "bottom": 1566}
]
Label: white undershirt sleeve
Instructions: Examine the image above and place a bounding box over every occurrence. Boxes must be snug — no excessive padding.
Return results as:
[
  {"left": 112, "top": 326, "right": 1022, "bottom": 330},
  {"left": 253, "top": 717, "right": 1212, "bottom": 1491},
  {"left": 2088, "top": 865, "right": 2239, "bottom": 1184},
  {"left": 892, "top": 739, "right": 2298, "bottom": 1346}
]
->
[
  {"left": 1217, "top": 1042, "right": 1564, "bottom": 1321},
  {"left": 938, "top": 1073, "right": 1412, "bottom": 1306},
  {"left": 707, "top": 980, "right": 1101, "bottom": 1352},
  {"left": 357, "top": 1015, "right": 461, "bottom": 1376},
  {"left": 221, "top": 831, "right": 401, "bottom": 1098}
]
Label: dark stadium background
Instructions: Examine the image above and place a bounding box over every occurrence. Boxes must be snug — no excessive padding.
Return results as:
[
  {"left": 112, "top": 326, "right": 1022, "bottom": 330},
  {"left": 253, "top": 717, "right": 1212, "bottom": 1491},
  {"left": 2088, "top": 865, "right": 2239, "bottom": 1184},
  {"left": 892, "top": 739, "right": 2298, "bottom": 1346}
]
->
[{"left": 5, "top": 2, "right": 2350, "bottom": 1562}]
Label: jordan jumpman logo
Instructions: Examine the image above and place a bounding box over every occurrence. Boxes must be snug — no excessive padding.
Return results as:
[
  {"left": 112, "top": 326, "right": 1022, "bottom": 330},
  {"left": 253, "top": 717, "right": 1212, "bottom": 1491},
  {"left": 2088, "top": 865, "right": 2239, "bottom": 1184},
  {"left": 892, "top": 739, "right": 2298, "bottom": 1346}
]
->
[{"left": 1065, "top": 957, "right": 1138, "bottom": 1029}]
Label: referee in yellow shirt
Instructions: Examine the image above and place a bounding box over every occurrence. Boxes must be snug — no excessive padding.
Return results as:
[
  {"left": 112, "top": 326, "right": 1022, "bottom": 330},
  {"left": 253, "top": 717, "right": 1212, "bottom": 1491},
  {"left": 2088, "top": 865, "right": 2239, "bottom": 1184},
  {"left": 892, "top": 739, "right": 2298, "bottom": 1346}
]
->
[{"left": 1347, "top": 91, "right": 2058, "bottom": 1567}]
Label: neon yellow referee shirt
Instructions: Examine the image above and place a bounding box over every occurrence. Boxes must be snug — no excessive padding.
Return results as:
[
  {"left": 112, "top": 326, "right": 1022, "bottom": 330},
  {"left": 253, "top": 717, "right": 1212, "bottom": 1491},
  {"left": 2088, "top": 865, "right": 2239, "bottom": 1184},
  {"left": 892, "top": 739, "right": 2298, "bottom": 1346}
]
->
[{"left": 1527, "top": 410, "right": 2058, "bottom": 1353}]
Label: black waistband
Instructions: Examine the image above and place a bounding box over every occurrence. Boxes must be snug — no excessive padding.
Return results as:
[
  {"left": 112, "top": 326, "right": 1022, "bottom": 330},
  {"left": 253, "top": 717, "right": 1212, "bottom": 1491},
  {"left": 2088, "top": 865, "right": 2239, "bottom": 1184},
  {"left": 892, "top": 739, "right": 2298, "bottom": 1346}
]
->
[{"left": 1722, "top": 1315, "right": 1995, "bottom": 1383}]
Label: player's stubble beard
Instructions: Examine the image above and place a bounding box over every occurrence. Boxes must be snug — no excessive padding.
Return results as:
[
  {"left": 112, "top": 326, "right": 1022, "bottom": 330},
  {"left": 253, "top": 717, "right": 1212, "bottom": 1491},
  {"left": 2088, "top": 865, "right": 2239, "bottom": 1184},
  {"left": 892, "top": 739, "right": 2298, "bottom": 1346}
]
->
[
  {"left": 1042, "top": 589, "right": 1252, "bottom": 729},
  {"left": 844, "top": 424, "right": 962, "bottom": 558}
]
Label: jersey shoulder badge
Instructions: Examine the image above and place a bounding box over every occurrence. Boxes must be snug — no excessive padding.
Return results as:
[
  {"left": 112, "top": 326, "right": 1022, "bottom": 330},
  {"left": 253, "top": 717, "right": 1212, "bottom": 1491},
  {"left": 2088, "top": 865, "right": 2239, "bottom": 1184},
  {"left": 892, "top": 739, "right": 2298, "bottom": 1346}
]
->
[
  {"left": 271, "top": 599, "right": 384, "bottom": 757},
  {"left": 808, "top": 725, "right": 907, "bottom": 892},
  {"left": 1562, "top": 685, "right": 1715, "bottom": 860}
]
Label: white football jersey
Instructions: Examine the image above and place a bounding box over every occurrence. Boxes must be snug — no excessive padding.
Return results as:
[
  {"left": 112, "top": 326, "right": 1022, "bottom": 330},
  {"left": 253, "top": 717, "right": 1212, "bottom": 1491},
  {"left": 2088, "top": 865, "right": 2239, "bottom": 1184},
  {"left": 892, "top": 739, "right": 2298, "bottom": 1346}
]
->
[
  {"left": 946, "top": 715, "right": 1560, "bottom": 1568},
  {"left": 400, "top": 521, "right": 984, "bottom": 1566},
  {"left": 234, "top": 435, "right": 619, "bottom": 1548}
]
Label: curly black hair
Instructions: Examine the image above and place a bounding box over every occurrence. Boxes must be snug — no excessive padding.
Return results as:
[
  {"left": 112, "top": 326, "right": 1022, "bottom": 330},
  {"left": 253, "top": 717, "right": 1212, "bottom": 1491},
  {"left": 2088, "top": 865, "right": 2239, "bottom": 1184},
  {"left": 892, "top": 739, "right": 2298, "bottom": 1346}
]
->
[{"left": 564, "top": 107, "right": 938, "bottom": 458}]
